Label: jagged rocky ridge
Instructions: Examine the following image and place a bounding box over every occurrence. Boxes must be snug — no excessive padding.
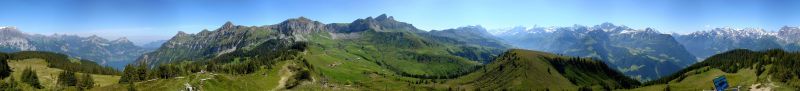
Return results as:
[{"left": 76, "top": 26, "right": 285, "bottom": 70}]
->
[{"left": 137, "top": 14, "right": 509, "bottom": 67}]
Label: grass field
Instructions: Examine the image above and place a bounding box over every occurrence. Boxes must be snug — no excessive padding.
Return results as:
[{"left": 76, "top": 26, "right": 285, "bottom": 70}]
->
[
  {"left": 5, "top": 58, "right": 120, "bottom": 91},
  {"left": 620, "top": 67, "right": 796, "bottom": 91},
  {"left": 92, "top": 61, "right": 285, "bottom": 91}
]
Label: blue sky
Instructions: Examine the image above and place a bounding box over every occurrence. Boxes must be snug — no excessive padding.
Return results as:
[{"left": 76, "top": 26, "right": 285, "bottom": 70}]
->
[{"left": 1, "top": 0, "right": 799, "bottom": 44}]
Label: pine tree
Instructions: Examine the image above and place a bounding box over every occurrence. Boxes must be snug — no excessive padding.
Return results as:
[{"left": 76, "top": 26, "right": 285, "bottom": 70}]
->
[
  {"left": 57, "top": 71, "right": 78, "bottom": 86},
  {"left": 21, "top": 67, "right": 43, "bottom": 89},
  {"left": 0, "top": 53, "right": 10, "bottom": 79},
  {"left": 77, "top": 73, "right": 94, "bottom": 89},
  {"left": 136, "top": 64, "right": 149, "bottom": 81},
  {"left": 119, "top": 64, "right": 137, "bottom": 83}
]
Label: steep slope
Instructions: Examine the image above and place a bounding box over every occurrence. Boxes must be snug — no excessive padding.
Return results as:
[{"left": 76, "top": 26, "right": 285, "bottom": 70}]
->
[
  {"left": 0, "top": 27, "right": 152, "bottom": 69},
  {"left": 634, "top": 49, "right": 800, "bottom": 91},
  {"left": 136, "top": 21, "right": 282, "bottom": 66},
  {"left": 449, "top": 49, "right": 639, "bottom": 90},
  {"left": 495, "top": 23, "right": 696, "bottom": 81}
]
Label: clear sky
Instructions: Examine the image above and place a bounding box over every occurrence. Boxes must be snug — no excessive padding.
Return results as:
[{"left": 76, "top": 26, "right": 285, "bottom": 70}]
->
[{"left": 1, "top": 0, "right": 799, "bottom": 45}]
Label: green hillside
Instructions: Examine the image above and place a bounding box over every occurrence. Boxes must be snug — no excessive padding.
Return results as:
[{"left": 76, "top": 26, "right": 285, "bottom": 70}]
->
[
  {"left": 625, "top": 49, "right": 800, "bottom": 91},
  {"left": 0, "top": 51, "right": 121, "bottom": 91},
  {"left": 448, "top": 49, "right": 639, "bottom": 90}
]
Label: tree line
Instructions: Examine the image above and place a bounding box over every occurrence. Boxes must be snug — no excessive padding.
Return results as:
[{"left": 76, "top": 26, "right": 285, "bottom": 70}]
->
[
  {"left": 0, "top": 51, "right": 97, "bottom": 90},
  {"left": 545, "top": 56, "right": 641, "bottom": 89},
  {"left": 5, "top": 51, "right": 119, "bottom": 75}
]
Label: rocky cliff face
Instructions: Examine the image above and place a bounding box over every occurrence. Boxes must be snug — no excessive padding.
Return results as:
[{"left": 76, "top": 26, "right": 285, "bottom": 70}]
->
[
  {"left": 343, "top": 14, "right": 420, "bottom": 33},
  {"left": 0, "top": 27, "right": 35, "bottom": 51}
]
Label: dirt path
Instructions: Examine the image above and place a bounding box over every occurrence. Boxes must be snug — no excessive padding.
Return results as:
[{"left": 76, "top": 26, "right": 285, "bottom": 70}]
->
[
  {"left": 271, "top": 63, "right": 295, "bottom": 91},
  {"left": 750, "top": 79, "right": 778, "bottom": 91}
]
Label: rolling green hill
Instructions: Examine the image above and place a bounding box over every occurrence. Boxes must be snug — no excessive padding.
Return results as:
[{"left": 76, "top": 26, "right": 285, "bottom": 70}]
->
[
  {"left": 448, "top": 49, "right": 639, "bottom": 90},
  {"left": 625, "top": 49, "right": 800, "bottom": 91},
  {"left": 0, "top": 51, "right": 121, "bottom": 91}
]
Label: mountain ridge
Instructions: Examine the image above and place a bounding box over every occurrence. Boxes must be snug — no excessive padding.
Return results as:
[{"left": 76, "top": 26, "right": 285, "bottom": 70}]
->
[
  {"left": 673, "top": 26, "right": 800, "bottom": 60},
  {"left": 0, "top": 27, "right": 152, "bottom": 69},
  {"left": 494, "top": 23, "right": 697, "bottom": 81}
]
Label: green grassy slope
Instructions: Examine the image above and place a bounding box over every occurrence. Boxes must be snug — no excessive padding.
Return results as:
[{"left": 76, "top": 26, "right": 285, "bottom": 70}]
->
[
  {"left": 305, "top": 31, "right": 484, "bottom": 79},
  {"left": 448, "top": 49, "right": 639, "bottom": 90},
  {"left": 625, "top": 49, "right": 800, "bottom": 91},
  {"left": 6, "top": 58, "right": 120, "bottom": 91}
]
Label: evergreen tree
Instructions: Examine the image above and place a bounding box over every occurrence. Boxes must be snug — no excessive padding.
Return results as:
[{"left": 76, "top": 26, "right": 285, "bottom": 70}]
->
[
  {"left": 0, "top": 53, "right": 10, "bottom": 79},
  {"left": 136, "top": 64, "right": 148, "bottom": 81},
  {"left": 119, "top": 64, "right": 138, "bottom": 83},
  {"left": 57, "top": 71, "right": 78, "bottom": 86},
  {"left": 21, "top": 67, "right": 43, "bottom": 89},
  {"left": 77, "top": 73, "right": 94, "bottom": 89}
]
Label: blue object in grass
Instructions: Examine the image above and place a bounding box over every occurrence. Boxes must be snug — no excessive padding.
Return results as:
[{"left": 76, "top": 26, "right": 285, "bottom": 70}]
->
[{"left": 713, "top": 76, "right": 729, "bottom": 91}]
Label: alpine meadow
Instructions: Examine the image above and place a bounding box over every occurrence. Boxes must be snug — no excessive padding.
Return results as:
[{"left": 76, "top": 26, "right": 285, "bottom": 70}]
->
[{"left": 2, "top": 0, "right": 800, "bottom": 91}]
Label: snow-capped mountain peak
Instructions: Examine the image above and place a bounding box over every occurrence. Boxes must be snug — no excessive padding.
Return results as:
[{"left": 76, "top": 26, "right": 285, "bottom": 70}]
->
[
  {"left": 0, "top": 26, "right": 17, "bottom": 30},
  {"left": 685, "top": 27, "right": 777, "bottom": 39}
]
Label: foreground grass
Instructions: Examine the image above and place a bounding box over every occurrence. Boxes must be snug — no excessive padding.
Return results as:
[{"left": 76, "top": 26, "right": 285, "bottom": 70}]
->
[
  {"left": 92, "top": 61, "right": 288, "bottom": 91},
  {"left": 6, "top": 58, "right": 120, "bottom": 91},
  {"left": 620, "top": 67, "right": 796, "bottom": 91}
]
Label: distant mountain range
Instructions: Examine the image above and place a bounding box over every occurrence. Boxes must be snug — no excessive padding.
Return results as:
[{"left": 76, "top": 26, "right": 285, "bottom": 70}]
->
[
  {"left": 493, "top": 23, "right": 800, "bottom": 81},
  {"left": 140, "top": 40, "right": 167, "bottom": 49},
  {"left": 0, "top": 27, "right": 153, "bottom": 69},
  {"left": 493, "top": 23, "right": 697, "bottom": 81},
  {"left": 672, "top": 26, "right": 800, "bottom": 59}
]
